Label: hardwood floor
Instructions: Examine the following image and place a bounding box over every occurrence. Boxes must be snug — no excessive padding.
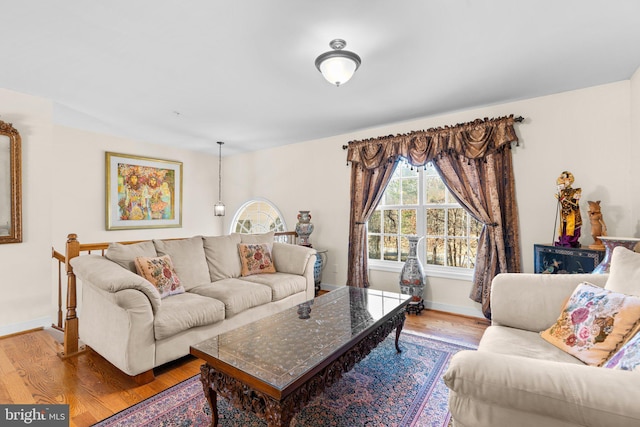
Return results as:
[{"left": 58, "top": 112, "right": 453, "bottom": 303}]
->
[{"left": 0, "top": 309, "right": 489, "bottom": 427}]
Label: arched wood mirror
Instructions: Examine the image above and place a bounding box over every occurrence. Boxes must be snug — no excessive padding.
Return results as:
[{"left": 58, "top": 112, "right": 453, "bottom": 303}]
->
[{"left": 0, "top": 120, "right": 22, "bottom": 244}]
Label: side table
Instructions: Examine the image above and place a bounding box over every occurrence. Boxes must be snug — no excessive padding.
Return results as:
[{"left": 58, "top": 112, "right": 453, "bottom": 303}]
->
[{"left": 533, "top": 244, "right": 605, "bottom": 274}]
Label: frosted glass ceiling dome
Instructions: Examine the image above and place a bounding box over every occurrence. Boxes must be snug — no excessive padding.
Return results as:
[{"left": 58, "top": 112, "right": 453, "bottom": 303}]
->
[{"left": 315, "top": 39, "right": 361, "bottom": 87}]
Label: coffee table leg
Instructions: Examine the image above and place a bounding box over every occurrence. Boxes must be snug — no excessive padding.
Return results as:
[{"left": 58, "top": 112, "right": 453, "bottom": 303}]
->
[
  {"left": 200, "top": 364, "right": 219, "bottom": 427},
  {"left": 395, "top": 311, "right": 406, "bottom": 353},
  {"left": 265, "top": 397, "right": 294, "bottom": 427}
]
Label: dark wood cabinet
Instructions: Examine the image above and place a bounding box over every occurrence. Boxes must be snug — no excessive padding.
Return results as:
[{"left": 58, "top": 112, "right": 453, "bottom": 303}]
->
[{"left": 534, "top": 244, "right": 605, "bottom": 274}]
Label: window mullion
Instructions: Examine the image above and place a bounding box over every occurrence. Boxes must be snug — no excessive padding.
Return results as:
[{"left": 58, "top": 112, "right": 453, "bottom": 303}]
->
[{"left": 417, "top": 169, "right": 426, "bottom": 264}]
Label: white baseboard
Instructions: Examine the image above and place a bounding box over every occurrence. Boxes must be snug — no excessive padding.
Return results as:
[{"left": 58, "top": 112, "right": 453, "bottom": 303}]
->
[
  {"left": 320, "top": 283, "right": 341, "bottom": 291},
  {"left": 319, "top": 283, "right": 485, "bottom": 319},
  {"left": 0, "top": 316, "right": 51, "bottom": 338},
  {"left": 424, "top": 301, "right": 484, "bottom": 319},
  {"left": 0, "top": 297, "right": 484, "bottom": 340}
]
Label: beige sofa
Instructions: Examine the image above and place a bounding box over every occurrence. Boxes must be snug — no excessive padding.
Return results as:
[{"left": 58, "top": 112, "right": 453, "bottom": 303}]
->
[
  {"left": 444, "top": 268, "right": 640, "bottom": 427},
  {"left": 69, "top": 232, "right": 316, "bottom": 382}
]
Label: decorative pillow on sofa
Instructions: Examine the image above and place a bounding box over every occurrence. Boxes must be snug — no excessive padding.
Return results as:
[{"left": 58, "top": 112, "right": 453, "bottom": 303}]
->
[
  {"left": 605, "top": 246, "right": 640, "bottom": 296},
  {"left": 134, "top": 255, "right": 185, "bottom": 298},
  {"left": 238, "top": 243, "right": 276, "bottom": 276},
  {"left": 105, "top": 241, "right": 157, "bottom": 273},
  {"left": 153, "top": 237, "right": 210, "bottom": 290},
  {"left": 603, "top": 331, "right": 640, "bottom": 371},
  {"left": 540, "top": 282, "right": 640, "bottom": 366}
]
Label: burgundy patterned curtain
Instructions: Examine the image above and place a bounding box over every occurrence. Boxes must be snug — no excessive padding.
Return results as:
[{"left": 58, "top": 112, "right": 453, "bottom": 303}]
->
[{"left": 346, "top": 115, "right": 522, "bottom": 317}]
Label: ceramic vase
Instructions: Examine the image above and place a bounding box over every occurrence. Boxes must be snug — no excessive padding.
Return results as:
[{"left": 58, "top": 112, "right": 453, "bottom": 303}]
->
[
  {"left": 399, "top": 236, "right": 426, "bottom": 303},
  {"left": 295, "top": 210, "right": 314, "bottom": 246},
  {"left": 592, "top": 236, "right": 640, "bottom": 274}
]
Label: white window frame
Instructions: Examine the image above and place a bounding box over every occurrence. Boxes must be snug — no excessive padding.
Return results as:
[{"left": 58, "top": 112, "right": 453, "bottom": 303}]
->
[
  {"left": 367, "top": 161, "right": 478, "bottom": 281},
  {"left": 230, "top": 198, "right": 287, "bottom": 234}
]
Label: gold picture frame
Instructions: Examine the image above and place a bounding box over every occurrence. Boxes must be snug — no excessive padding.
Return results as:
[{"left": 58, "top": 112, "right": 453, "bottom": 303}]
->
[
  {"left": 106, "top": 152, "right": 183, "bottom": 230},
  {"left": 0, "top": 120, "right": 22, "bottom": 244}
]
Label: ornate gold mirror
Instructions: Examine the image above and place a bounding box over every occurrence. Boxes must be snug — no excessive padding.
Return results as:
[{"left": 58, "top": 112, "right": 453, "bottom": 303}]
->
[{"left": 0, "top": 120, "right": 22, "bottom": 244}]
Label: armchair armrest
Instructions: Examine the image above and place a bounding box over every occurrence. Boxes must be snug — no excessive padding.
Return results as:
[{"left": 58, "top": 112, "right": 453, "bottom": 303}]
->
[
  {"left": 272, "top": 242, "right": 316, "bottom": 276},
  {"left": 491, "top": 273, "right": 608, "bottom": 332},
  {"left": 444, "top": 350, "right": 640, "bottom": 427},
  {"left": 70, "top": 255, "right": 161, "bottom": 313}
]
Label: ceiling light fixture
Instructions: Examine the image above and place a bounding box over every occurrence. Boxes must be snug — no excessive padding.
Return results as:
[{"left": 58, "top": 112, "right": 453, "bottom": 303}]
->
[
  {"left": 315, "top": 39, "right": 361, "bottom": 87},
  {"left": 214, "top": 141, "right": 225, "bottom": 217}
]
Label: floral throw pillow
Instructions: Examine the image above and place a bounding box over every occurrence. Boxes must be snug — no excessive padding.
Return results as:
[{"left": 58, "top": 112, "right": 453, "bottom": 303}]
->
[
  {"left": 134, "top": 255, "right": 185, "bottom": 299},
  {"left": 238, "top": 243, "right": 276, "bottom": 276},
  {"left": 540, "top": 282, "right": 640, "bottom": 366},
  {"left": 603, "top": 331, "right": 640, "bottom": 371}
]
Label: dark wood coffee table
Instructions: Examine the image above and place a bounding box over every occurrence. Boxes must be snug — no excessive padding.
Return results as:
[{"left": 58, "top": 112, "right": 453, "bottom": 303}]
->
[{"left": 190, "top": 286, "right": 411, "bottom": 427}]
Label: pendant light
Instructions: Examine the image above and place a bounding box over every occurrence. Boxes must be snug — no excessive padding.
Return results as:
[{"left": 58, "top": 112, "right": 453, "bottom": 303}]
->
[
  {"left": 315, "top": 39, "right": 361, "bottom": 86},
  {"left": 214, "top": 141, "right": 225, "bottom": 216}
]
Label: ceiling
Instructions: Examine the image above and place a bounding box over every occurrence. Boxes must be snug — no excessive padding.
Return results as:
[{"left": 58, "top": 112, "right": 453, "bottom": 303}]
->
[{"left": 2, "top": 1, "right": 640, "bottom": 156}]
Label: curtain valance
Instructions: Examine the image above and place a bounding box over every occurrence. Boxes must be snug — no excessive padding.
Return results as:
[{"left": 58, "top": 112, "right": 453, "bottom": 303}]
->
[{"left": 346, "top": 115, "right": 519, "bottom": 169}]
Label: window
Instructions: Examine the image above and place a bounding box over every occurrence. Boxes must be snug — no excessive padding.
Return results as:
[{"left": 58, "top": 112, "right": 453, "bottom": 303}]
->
[
  {"left": 367, "top": 161, "right": 481, "bottom": 279},
  {"left": 231, "top": 199, "right": 286, "bottom": 234}
]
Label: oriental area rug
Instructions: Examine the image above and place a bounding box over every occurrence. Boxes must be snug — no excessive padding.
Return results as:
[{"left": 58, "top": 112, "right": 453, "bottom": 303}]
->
[{"left": 94, "top": 332, "right": 474, "bottom": 427}]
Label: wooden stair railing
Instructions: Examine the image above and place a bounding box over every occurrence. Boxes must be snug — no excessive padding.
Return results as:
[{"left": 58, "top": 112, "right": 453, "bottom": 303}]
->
[
  {"left": 52, "top": 231, "right": 298, "bottom": 361},
  {"left": 274, "top": 230, "right": 298, "bottom": 244},
  {"left": 51, "top": 248, "right": 65, "bottom": 332}
]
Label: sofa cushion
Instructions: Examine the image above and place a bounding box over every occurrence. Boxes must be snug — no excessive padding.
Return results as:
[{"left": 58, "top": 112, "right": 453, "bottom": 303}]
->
[
  {"left": 604, "top": 330, "right": 640, "bottom": 371},
  {"left": 240, "top": 272, "right": 307, "bottom": 302},
  {"left": 238, "top": 243, "right": 276, "bottom": 276},
  {"left": 540, "top": 282, "right": 640, "bottom": 366},
  {"left": 605, "top": 246, "right": 640, "bottom": 296},
  {"left": 105, "top": 241, "right": 157, "bottom": 273},
  {"left": 203, "top": 234, "right": 242, "bottom": 281},
  {"left": 233, "top": 231, "right": 275, "bottom": 244},
  {"left": 189, "top": 279, "right": 272, "bottom": 317},
  {"left": 153, "top": 237, "right": 210, "bottom": 290},
  {"left": 134, "top": 255, "right": 185, "bottom": 299},
  {"left": 444, "top": 350, "right": 640, "bottom": 427},
  {"left": 479, "top": 326, "right": 585, "bottom": 365},
  {"left": 153, "top": 292, "right": 225, "bottom": 340}
]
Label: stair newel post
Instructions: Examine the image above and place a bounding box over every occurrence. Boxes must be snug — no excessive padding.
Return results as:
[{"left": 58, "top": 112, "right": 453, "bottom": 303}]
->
[{"left": 61, "top": 233, "right": 80, "bottom": 358}]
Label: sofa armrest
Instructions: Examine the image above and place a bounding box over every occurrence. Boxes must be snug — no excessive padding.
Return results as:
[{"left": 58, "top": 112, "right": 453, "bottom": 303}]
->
[
  {"left": 491, "top": 273, "right": 609, "bottom": 332},
  {"left": 70, "top": 255, "right": 161, "bottom": 313},
  {"left": 272, "top": 242, "right": 316, "bottom": 276},
  {"left": 444, "top": 350, "right": 640, "bottom": 427}
]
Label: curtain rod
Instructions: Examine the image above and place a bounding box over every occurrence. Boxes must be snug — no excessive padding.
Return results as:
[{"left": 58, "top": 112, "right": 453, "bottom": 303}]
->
[{"left": 341, "top": 115, "right": 524, "bottom": 150}]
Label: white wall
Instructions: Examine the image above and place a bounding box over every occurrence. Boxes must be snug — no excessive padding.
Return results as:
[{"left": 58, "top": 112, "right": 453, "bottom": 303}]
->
[
  {"left": 630, "top": 67, "right": 640, "bottom": 235},
  {"left": 223, "top": 134, "right": 352, "bottom": 286},
  {"left": 1, "top": 75, "right": 638, "bottom": 333},
  {"left": 0, "top": 89, "right": 54, "bottom": 333},
  {"left": 0, "top": 88, "right": 223, "bottom": 335},
  {"left": 225, "top": 80, "right": 636, "bottom": 318},
  {"left": 51, "top": 125, "right": 222, "bottom": 245}
]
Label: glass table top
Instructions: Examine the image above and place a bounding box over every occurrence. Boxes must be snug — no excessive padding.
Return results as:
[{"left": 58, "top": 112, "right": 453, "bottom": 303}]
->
[{"left": 191, "top": 286, "right": 411, "bottom": 392}]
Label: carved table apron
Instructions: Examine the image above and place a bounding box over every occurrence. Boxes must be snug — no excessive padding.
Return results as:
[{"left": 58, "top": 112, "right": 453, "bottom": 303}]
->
[{"left": 190, "top": 287, "right": 410, "bottom": 427}]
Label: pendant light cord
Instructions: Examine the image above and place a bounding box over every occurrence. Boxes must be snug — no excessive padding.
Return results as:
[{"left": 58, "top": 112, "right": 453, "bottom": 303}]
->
[{"left": 217, "top": 141, "right": 223, "bottom": 202}]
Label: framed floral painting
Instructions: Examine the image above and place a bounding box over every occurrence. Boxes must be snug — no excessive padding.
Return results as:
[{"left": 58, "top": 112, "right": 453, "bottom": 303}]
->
[{"left": 106, "top": 152, "right": 182, "bottom": 230}]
